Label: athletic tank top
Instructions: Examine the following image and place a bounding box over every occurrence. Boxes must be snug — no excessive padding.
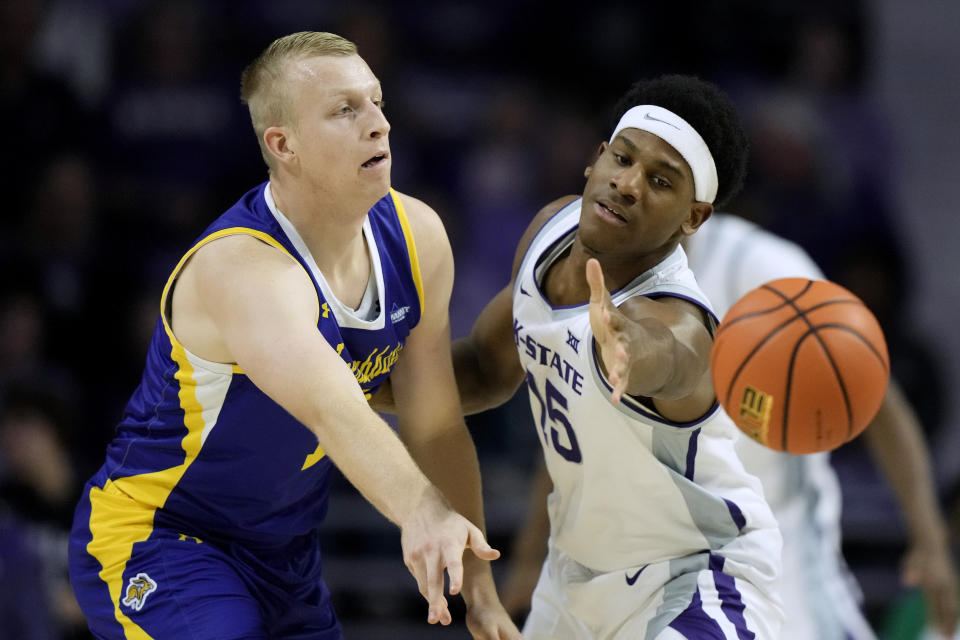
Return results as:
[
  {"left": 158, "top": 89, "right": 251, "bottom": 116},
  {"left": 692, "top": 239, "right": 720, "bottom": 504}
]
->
[{"left": 84, "top": 182, "right": 423, "bottom": 549}]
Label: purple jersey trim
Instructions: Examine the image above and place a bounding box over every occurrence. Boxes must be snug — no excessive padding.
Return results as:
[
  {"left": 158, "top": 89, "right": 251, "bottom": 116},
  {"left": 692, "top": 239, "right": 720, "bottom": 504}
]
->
[
  {"left": 669, "top": 588, "right": 726, "bottom": 638},
  {"left": 591, "top": 340, "right": 718, "bottom": 429},
  {"left": 709, "top": 554, "right": 756, "bottom": 639},
  {"left": 724, "top": 499, "right": 747, "bottom": 531},
  {"left": 684, "top": 428, "right": 701, "bottom": 480}
]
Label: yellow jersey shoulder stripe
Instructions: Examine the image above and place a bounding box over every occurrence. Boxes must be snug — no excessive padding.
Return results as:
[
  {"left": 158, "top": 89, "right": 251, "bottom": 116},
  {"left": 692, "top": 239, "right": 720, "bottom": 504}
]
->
[
  {"left": 390, "top": 190, "right": 425, "bottom": 313},
  {"left": 158, "top": 226, "right": 321, "bottom": 366}
]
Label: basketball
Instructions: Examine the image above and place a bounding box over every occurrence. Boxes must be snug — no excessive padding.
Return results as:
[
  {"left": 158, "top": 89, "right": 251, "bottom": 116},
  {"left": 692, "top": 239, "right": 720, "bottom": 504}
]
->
[{"left": 710, "top": 278, "right": 889, "bottom": 454}]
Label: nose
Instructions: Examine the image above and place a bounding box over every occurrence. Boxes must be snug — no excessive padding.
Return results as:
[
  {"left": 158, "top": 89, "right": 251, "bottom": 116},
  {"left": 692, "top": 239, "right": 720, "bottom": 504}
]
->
[
  {"left": 611, "top": 166, "right": 643, "bottom": 203},
  {"left": 367, "top": 102, "right": 390, "bottom": 139}
]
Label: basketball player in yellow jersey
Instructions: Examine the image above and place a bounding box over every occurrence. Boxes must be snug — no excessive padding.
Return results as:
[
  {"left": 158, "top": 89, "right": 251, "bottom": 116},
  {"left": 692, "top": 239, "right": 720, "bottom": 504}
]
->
[{"left": 68, "top": 32, "right": 520, "bottom": 640}]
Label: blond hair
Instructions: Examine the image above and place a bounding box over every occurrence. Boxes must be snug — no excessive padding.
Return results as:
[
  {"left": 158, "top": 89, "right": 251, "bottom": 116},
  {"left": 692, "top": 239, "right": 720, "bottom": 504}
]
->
[{"left": 240, "top": 32, "right": 358, "bottom": 167}]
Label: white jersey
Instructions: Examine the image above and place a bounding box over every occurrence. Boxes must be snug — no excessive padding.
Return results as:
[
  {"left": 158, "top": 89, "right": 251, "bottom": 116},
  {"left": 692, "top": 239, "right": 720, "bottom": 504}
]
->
[
  {"left": 685, "top": 213, "right": 877, "bottom": 640},
  {"left": 514, "top": 200, "right": 781, "bottom": 583}
]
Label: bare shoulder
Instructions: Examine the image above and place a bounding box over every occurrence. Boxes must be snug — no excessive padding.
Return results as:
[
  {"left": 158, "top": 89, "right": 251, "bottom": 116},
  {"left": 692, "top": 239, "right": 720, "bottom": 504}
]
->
[
  {"left": 188, "top": 232, "right": 304, "bottom": 281},
  {"left": 393, "top": 190, "right": 452, "bottom": 273},
  {"left": 173, "top": 233, "right": 316, "bottom": 362},
  {"left": 510, "top": 195, "right": 580, "bottom": 279},
  {"left": 394, "top": 191, "right": 445, "bottom": 238}
]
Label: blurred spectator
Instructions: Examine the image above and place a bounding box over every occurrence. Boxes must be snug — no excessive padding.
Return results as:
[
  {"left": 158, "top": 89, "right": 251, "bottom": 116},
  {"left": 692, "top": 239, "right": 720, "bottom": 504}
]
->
[
  {"left": 0, "top": 387, "right": 88, "bottom": 639},
  {"left": 0, "top": 0, "right": 92, "bottom": 219},
  {"left": 103, "top": 0, "right": 253, "bottom": 247},
  {"left": 0, "top": 508, "right": 59, "bottom": 639}
]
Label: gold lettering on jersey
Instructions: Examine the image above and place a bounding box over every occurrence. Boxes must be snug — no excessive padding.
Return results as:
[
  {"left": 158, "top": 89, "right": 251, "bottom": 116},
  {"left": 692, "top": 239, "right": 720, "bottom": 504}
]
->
[
  {"left": 321, "top": 302, "right": 331, "bottom": 318},
  {"left": 739, "top": 385, "right": 773, "bottom": 445},
  {"left": 349, "top": 344, "right": 403, "bottom": 384}
]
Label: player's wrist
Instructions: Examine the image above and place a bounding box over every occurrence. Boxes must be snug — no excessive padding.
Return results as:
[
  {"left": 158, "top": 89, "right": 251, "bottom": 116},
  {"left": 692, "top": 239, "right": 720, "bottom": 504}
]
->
[
  {"left": 910, "top": 522, "right": 951, "bottom": 552},
  {"left": 394, "top": 478, "right": 442, "bottom": 529}
]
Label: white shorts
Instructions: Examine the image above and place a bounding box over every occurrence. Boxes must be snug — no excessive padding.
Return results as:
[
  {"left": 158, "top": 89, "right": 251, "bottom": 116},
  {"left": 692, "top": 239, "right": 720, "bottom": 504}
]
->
[
  {"left": 776, "top": 507, "right": 876, "bottom": 640},
  {"left": 523, "top": 546, "right": 783, "bottom": 640}
]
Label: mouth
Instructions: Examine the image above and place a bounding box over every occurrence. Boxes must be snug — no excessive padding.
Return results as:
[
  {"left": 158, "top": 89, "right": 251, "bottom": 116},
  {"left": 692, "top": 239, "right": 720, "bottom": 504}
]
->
[
  {"left": 594, "top": 199, "right": 628, "bottom": 226},
  {"left": 361, "top": 152, "right": 389, "bottom": 170}
]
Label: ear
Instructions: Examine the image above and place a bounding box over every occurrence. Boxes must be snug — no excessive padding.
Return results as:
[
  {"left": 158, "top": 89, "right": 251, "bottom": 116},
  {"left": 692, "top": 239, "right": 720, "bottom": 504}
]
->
[
  {"left": 681, "top": 202, "right": 713, "bottom": 235},
  {"left": 584, "top": 142, "right": 607, "bottom": 178},
  {"left": 263, "top": 126, "right": 296, "bottom": 168}
]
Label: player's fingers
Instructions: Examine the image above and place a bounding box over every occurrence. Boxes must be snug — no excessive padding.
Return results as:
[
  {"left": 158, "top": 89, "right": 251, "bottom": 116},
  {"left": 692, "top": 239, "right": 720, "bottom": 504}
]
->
[
  {"left": 930, "top": 584, "right": 959, "bottom": 636},
  {"left": 586, "top": 258, "right": 608, "bottom": 306},
  {"left": 608, "top": 342, "right": 630, "bottom": 402},
  {"left": 901, "top": 563, "right": 920, "bottom": 587},
  {"left": 424, "top": 553, "right": 449, "bottom": 625},
  {"left": 467, "top": 524, "right": 502, "bottom": 561},
  {"left": 444, "top": 544, "right": 464, "bottom": 595}
]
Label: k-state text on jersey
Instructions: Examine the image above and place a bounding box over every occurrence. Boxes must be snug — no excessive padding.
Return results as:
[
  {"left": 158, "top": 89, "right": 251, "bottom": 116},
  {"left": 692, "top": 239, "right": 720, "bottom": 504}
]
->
[{"left": 514, "top": 318, "right": 584, "bottom": 395}]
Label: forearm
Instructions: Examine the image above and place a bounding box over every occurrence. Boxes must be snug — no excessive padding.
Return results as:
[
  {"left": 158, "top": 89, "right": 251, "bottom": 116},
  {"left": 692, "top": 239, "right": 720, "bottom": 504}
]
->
[
  {"left": 621, "top": 318, "right": 705, "bottom": 399},
  {"left": 406, "top": 421, "right": 495, "bottom": 600},
  {"left": 862, "top": 381, "right": 948, "bottom": 545},
  {"left": 452, "top": 337, "right": 521, "bottom": 414},
  {"left": 513, "top": 458, "right": 551, "bottom": 564},
  {"left": 368, "top": 338, "right": 519, "bottom": 415},
  {"left": 313, "top": 394, "right": 434, "bottom": 527}
]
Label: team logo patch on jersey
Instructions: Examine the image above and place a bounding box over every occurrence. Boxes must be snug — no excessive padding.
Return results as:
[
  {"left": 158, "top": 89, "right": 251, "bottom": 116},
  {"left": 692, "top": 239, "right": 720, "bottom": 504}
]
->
[
  {"left": 121, "top": 572, "right": 157, "bottom": 612},
  {"left": 390, "top": 302, "right": 410, "bottom": 323},
  {"left": 566, "top": 329, "right": 580, "bottom": 354}
]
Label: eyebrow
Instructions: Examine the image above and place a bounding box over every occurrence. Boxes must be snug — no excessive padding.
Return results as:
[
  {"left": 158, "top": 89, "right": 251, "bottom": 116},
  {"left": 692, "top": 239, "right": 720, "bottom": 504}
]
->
[
  {"left": 325, "top": 82, "right": 382, "bottom": 98},
  {"left": 615, "top": 134, "right": 686, "bottom": 178}
]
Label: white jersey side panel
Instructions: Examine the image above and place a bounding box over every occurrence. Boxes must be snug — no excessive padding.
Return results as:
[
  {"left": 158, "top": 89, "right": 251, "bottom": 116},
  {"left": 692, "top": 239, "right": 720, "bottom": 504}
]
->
[
  {"left": 513, "top": 201, "right": 780, "bottom": 589},
  {"left": 685, "top": 213, "right": 876, "bottom": 640}
]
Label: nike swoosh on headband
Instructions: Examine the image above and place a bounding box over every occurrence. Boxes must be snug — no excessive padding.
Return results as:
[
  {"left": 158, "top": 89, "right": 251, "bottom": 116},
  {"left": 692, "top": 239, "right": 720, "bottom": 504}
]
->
[{"left": 643, "top": 112, "right": 681, "bottom": 130}]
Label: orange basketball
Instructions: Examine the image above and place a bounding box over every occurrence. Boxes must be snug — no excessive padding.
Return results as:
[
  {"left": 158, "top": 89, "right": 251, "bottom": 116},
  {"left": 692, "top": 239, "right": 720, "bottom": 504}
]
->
[{"left": 710, "top": 278, "right": 889, "bottom": 454}]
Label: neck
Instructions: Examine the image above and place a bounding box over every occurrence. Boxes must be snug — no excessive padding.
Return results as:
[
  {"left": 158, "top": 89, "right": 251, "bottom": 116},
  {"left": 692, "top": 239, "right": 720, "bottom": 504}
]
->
[
  {"left": 269, "top": 175, "right": 375, "bottom": 274},
  {"left": 566, "top": 237, "right": 678, "bottom": 293}
]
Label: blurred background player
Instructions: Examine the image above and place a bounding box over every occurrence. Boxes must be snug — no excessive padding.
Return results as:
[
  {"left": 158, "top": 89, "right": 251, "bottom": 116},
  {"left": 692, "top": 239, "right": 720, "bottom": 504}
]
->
[{"left": 686, "top": 213, "right": 958, "bottom": 639}]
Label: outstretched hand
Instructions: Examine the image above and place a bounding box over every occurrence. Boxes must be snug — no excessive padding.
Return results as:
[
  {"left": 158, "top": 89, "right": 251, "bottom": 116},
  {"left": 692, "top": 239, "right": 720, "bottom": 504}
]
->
[
  {"left": 400, "top": 487, "right": 501, "bottom": 626},
  {"left": 586, "top": 258, "right": 632, "bottom": 404},
  {"left": 466, "top": 597, "right": 525, "bottom": 640},
  {"left": 902, "top": 540, "right": 959, "bottom": 637}
]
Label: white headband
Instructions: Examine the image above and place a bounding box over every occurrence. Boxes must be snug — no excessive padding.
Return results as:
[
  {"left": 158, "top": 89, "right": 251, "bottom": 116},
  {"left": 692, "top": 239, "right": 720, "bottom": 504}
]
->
[{"left": 609, "top": 105, "right": 718, "bottom": 203}]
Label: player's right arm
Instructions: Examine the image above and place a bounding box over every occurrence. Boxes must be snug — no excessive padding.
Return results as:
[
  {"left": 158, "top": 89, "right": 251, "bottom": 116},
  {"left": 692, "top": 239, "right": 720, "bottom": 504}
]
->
[
  {"left": 173, "top": 235, "right": 498, "bottom": 620},
  {"left": 861, "top": 380, "right": 958, "bottom": 636}
]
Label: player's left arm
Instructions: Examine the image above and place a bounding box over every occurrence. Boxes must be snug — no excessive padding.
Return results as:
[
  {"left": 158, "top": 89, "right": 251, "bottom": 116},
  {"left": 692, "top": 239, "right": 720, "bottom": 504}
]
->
[
  {"left": 388, "top": 193, "right": 521, "bottom": 640},
  {"left": 861, "top": 379, "right": 958, "bottom": 637},
  {"left": 586, "top": 259, "right": 715, "bottom": 420}
]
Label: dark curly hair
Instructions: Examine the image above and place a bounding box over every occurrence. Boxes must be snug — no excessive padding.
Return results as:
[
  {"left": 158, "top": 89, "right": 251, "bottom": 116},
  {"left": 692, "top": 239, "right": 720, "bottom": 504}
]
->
[{"left": 611, "top": 75, "right": 749, "bottom": 208}]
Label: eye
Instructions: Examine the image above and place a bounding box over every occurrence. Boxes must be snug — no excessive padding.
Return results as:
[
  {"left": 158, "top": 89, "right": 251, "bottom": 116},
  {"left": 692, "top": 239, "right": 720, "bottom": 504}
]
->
[
  {"left": 613, "top": 152, "right": 630, "bottom": 166},
  {"left": 652, "top": 176, "right": 672, "bottom": 189},
  {"left": 373, "top": 98, "right": 386, "bottom": 110},
  {"left": 336, "top": 104, "right": 353, "bottom": 115}
]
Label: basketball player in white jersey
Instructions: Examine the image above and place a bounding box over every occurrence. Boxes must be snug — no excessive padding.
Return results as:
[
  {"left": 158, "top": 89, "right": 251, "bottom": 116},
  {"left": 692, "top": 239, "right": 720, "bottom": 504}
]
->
[
  {"left": 380, "top": 74, "right": 784, "bottom": 638},
  {"left": 685, "top": 214, "right": 957, "bottom": 639},
  {"left": 502, "top": 214, "right": 958, "bottom": 639}
]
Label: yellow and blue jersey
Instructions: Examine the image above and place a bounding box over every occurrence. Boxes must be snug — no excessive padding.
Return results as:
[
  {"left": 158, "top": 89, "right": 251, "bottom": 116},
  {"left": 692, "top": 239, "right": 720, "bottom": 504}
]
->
[{"left": 69, "top": 183, "right": 422, "bottom": 638}]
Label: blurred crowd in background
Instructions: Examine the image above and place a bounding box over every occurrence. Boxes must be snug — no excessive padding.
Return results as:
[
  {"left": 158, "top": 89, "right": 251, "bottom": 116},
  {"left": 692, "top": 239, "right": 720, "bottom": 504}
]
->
[{"left": 1, "top": 0, "right": 958, "bottom": 638}]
